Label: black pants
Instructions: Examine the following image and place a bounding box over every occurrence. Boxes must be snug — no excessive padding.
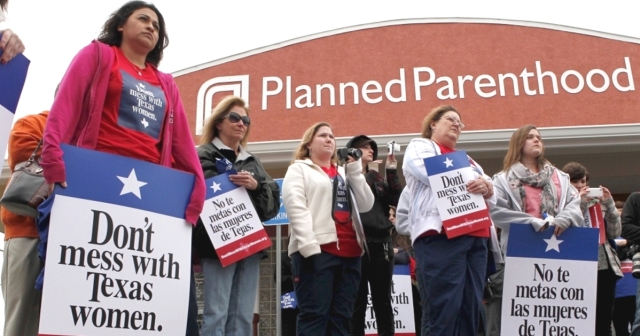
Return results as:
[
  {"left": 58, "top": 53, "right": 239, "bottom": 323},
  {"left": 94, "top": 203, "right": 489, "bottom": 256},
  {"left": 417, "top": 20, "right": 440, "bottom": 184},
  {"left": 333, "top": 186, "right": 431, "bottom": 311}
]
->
[
  {"left": 614, "top": 296, "right": 636, "bottom": 336},
  {"left": 282, "top": 307, "right": 300, "bottom": 336},
  {"left": 351, "top": 241, "right": 395, "bottom": 336},
  {"left": 596, "top": 269, "right": 618, "bottom": 336}
]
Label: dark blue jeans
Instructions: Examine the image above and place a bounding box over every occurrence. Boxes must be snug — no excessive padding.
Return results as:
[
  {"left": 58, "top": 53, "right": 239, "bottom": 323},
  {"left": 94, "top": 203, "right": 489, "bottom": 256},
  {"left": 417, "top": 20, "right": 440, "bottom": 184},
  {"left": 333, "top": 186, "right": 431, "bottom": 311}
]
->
[
  {"left": 291, "top": 251, "right": 361, "bottom": 336},
  {"left": 414, "top": 234, "right": 487, "bottom": 336}
]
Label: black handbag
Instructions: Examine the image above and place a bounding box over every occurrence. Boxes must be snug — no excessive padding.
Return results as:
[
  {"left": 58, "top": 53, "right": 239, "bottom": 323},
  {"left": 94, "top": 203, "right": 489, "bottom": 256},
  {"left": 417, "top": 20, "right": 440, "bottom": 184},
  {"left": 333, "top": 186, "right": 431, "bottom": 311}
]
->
[{"left": 0, "top": 139, "right": 48, "bottom": 217}]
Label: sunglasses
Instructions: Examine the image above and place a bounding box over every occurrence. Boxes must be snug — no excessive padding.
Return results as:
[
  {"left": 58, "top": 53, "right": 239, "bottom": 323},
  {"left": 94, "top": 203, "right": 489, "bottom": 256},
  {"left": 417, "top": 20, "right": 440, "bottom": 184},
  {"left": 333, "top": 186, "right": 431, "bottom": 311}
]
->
[{"left": 225, "top": 111, "right": 250, "bottom": 126}]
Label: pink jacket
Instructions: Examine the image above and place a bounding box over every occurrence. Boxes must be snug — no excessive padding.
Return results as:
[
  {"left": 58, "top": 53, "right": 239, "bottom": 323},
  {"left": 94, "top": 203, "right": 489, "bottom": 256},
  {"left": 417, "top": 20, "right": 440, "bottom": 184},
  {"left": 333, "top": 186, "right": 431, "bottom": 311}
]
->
[{"left": 41, "top": 41, "right": 205, "bottom": 225}]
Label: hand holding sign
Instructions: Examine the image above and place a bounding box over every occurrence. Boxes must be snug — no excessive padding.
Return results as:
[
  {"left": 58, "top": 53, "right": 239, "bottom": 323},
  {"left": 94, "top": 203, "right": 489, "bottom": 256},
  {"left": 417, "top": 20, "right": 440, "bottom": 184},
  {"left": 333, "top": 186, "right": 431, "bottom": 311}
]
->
[
  {"left": 423, "top": 151, "right": 492, "bottom": 238},
  {"left": 200, "top": 173, "right": 272, "bottom": 266}
]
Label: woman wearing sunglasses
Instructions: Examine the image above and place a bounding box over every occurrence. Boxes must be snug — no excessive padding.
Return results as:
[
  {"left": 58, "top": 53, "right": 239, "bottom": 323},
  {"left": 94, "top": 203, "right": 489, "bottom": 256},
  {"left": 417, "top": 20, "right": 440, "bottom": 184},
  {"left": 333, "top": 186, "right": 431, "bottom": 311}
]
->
[{"left": 193, "top": 95, "right": 280, "bottom": 335}]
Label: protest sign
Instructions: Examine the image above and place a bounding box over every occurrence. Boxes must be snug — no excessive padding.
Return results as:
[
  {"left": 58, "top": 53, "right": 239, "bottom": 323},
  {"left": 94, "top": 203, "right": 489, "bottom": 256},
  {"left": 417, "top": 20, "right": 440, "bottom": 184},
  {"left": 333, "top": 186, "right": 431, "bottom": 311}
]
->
[
  {"left": 39, "top": 145, "right": 194, "bottom": 336},
  {"left": 364, "top": 265, "right": 416, "bottom": 336},
  {"left": 200, "top": 173, "right": 272, "bottom": 266},
  {"left": 501, "top": 224, "right": 598, "bottom": 336},
  {"left": 424, "top": 151, "right": 491, "bottom": 238},
  {"left": 0, "top": 44, "right": 30, "bottom": 155},
  {"left": 264, "top": 178, "right": 288, "bottom": 226},
  {"left": 281, "top": 291, "right": 298, "bottom": 309}
]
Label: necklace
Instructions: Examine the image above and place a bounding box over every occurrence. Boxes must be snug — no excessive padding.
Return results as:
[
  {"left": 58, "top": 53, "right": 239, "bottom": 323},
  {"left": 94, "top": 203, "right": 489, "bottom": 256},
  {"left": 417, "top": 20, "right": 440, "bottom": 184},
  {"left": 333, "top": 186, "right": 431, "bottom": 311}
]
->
[
  {"left": 124, "top": 55, "right": 146, "bottom": 76},
  {"left": 131, "top": 63, "right": 145, "bottom": 76}
]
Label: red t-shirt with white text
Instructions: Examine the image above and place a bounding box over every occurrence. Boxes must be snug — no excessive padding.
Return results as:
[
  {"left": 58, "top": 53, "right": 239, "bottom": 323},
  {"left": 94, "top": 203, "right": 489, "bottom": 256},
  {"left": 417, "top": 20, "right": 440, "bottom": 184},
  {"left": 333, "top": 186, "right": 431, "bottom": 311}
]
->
[
  {"left": 96, "top": 46, "right": 167, "bottom": 163},
  {"left": 320, "top": 165, "right": 361, "bottom": 257}
]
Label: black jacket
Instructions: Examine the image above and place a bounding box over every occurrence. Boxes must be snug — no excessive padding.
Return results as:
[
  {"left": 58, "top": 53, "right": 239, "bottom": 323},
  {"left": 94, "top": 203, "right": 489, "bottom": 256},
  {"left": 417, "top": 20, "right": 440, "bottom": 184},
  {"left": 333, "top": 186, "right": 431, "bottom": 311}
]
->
[
  {"left": 193, "top": 142, "right": 280, "bottom": 259},
  {"left": 621, "top": 192, "right": 640, "bottom": 244},
  {"left": 359, "top": 168, "right": 401, "bottom": 243}
]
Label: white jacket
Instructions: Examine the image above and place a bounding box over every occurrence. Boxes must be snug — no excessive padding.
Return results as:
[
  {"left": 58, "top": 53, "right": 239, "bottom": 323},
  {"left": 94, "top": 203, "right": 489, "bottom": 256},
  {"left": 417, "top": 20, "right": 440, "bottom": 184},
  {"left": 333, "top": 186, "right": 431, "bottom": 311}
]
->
[
  {"left": 397, "top": 138, "right": 496, "bottom": 243},
  {"left": 283, "top": 158, "right": 374, "bottom": 257}
]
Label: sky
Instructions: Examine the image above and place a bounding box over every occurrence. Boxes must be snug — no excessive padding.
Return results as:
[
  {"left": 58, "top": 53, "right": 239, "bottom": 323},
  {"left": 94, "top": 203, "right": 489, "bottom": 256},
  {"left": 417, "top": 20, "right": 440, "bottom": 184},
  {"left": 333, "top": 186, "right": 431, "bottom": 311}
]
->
[{"left": 4, "top": 0, "right": 640, "bottom": 121}]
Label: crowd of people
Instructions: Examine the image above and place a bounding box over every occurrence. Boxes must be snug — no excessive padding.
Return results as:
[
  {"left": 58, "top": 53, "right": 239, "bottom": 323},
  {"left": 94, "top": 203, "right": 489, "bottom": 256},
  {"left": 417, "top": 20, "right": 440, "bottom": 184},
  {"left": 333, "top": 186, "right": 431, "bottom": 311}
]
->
[{"left": 2, "top": 1, "right": 640, "bottom": 336}]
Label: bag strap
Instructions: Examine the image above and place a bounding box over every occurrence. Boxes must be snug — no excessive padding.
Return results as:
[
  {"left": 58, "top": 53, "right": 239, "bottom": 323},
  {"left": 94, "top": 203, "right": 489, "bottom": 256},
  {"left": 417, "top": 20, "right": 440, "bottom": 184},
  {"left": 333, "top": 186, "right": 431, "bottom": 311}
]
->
[{"left": 28, "top": 139, "right": 43, "bottom": 162}]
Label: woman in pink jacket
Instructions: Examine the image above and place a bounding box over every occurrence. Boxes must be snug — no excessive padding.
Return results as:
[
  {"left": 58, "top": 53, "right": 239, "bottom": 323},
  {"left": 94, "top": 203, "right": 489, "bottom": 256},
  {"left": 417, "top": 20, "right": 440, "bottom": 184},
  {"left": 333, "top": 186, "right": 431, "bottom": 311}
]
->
[
  {"left": 39, "top": 2, "right": 205, "bottom": 334},
  {"left": 41, "top": 1, "right": 205, "bottom": 215}
]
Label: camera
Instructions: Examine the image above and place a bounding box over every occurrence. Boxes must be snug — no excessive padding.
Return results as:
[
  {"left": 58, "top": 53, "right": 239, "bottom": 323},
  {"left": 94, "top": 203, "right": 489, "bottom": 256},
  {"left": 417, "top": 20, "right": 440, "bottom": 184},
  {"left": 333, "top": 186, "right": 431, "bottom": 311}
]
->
[
  {"left": 630, "top": 244, "right": 640, "bottom": 279},
  {"left": 586, "top": 188, "right": 603, "bottom": 198},
  {"left": 337, "top": 148, "right": 362, "bottom": 161},
  {"left": 387, "top": 141, "right": 401, "bottom": 155}
]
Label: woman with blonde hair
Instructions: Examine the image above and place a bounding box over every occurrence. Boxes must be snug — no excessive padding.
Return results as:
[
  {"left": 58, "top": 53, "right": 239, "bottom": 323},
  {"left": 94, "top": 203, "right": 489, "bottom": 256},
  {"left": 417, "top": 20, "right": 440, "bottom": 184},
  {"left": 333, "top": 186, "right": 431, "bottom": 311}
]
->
[
  {"left": 192, "top": 95, "right": 280, "bottom": 335},
  {"left": 283, "top": 122, "right": 374, "bottom": 335},
  {"left": 487, "top": 124, "right": 582, "bottom": 335},
  {"left": 396, "top": 105, "right": 495, "bottom": 336}
]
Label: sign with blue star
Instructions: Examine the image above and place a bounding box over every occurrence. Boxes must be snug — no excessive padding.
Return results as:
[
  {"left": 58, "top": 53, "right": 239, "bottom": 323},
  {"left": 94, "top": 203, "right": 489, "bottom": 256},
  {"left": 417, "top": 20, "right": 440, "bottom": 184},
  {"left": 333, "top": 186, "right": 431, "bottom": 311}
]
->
[
  {"left": 500, "top": 224, "right": 598, "bottom": 336},
  {"left": 39, "top": 145, "right": 193, "bottom": 336},
  {"left": 264, "top": 179, "right": 289, "bottom": 226},
  {"left": 423, "top": 150, "right": 491, "bottom": 238},
  {"left": 0, "top": 43, "right": 30, "bottom": 157},
  {"left": 200, "top": 173, "right": 272, "bottom": 267}
]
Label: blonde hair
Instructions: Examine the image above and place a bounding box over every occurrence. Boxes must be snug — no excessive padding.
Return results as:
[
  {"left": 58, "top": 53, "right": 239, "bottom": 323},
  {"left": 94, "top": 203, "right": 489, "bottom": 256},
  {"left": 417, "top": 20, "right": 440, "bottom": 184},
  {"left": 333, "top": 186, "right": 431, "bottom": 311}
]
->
[
  {"left": 421, "top": 105, "right": 460, "bottom": 139},
  {"left": 200, "top": 96, "right": 250, "bottom": 148},
  {"left": 292, "top": 122, "right": 337, "bottom": 164},
  {"left": 502, "top": 124, "right": 547, "bottom": 172}
]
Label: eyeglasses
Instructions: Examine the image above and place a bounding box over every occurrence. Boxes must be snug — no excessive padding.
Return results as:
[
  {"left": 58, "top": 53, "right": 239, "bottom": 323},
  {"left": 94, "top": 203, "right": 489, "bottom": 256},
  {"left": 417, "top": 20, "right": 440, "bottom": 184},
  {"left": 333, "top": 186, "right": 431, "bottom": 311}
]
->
[
  {"left": 442, "top": 116, "right": 465, "bottom": 130},
  {"left": 224, "top": 112, "right": 250, "bottom": 126}
]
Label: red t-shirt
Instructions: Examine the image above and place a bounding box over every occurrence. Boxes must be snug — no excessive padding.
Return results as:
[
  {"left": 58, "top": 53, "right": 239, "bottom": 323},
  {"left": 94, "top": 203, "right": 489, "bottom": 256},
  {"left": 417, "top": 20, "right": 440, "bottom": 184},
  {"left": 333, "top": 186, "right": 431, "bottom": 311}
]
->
[
  {"left": 320, "top": 165, "right": 361, "bottom": 257},
  {"left": 96, "top": 46, "right": 167, "bottom": 163}
]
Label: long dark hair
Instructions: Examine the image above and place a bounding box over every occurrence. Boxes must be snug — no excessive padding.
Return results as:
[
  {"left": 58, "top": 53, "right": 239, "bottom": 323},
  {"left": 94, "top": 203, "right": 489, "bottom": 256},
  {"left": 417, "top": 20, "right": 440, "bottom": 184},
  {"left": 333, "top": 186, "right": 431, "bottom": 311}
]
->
[
  {"left": 97, "top": 1, "right": 169, "bottom": 67},
  {"left": 0, "top": 0, "right": 7, "bottom": 12}
]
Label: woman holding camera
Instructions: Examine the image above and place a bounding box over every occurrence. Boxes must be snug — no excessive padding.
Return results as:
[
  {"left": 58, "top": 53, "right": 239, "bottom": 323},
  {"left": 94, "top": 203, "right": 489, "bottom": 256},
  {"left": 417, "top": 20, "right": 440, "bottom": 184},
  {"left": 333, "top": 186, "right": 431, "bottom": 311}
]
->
[
  {"left": 282, "top": 122, "right": 374, "bottom": 335},
  {"left": 562, "top": 162, "right": 621, "bottom": 336},
  {"left": 488, "top": 125, "right": 582, "bottom": 335},
  {"left": 397, "top": 105, "right": 495, "bottom": 336}
]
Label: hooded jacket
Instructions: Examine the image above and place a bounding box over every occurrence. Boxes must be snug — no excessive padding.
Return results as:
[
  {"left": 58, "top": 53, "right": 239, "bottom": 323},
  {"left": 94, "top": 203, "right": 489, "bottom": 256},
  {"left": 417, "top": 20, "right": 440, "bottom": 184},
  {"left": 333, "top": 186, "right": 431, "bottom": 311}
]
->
[
  {"left": 193, "top": 139, "right": 280, "bottom": 259},
  {"left": 40, "top": 41, "right": 205, "bottom": 224}
]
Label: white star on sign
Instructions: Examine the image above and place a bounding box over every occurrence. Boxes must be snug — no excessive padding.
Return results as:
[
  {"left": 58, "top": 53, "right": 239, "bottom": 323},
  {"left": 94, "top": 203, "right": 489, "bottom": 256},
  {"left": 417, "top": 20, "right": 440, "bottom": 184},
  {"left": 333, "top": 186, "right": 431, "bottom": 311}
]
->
[
  {"left": 141, "top": 118, "right": 149, "bottom": 128},
  {"left": 543, "top": 234, "right": 564, "bottom": 252},
  {"left": 444, "top": 157, "right": 454, "bottom": 168},
  {"left": 117, "top": 169, "right": 148, "bottom": 199},
  {"left": 211, "top": 181, "right": 222, "bottom": 193}
]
